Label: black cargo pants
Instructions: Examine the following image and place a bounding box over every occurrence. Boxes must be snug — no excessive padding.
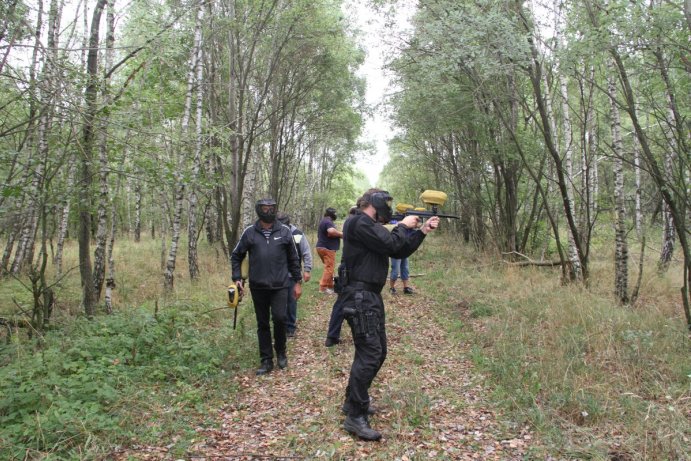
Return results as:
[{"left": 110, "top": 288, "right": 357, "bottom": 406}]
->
[{"left": 343, "top": 286, "right": 387, "bottom": 416}]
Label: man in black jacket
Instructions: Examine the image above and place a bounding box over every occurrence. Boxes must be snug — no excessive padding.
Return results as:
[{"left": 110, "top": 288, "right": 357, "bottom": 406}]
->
[
  {"left": 339, "top": 188, "right": 439, "bottom": 441},
  {"left": 230, "top": 198, "right": 303, "bottom": 375}
]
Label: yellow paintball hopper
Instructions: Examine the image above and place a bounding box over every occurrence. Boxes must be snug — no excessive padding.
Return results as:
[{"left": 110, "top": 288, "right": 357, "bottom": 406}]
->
[
  {"left": 420, "top": 190, "right": 448, "bottom": 207},
  {"left": 227, "top": 285, "right": 240, "bottom": 309},
  {"left": 414, "top": 207, "right": 426, "bottom": 211},
  {"left": 395, "top": 203, "right": 414, "bottom": 214}
]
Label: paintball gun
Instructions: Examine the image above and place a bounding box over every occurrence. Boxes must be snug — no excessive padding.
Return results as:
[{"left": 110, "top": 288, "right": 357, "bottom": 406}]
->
[
  {"left": 227, "top": 256, "right": 249, "bottom": 330},
  {"left": 397, "top": 190, "right": 460, "bottom": 220},
  {"left": 227, "top": 283, "right": 243, "bottom": 330}
]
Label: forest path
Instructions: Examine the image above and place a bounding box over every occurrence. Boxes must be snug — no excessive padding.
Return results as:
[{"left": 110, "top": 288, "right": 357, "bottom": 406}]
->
[{"left": 184, "top": 287, "right": 535, "bottom": 460}]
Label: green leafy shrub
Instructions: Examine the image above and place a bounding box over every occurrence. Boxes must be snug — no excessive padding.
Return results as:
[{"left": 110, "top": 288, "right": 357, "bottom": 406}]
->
[{"left": 0, "top": 307, "right": 233, "bottom": 459}]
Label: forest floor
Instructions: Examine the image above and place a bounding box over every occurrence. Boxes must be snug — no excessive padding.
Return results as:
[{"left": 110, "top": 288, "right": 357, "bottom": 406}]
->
[{"left": 116, "top": 285, "right": 536, "bottom": 460}]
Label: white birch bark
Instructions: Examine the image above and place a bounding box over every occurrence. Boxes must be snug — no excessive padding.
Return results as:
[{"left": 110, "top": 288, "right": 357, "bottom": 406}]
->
[
  {"left": 164, "top": 14, "right": 198, "bottom": 291},
  {"left": 55, "top": 160, "right": 76, "bottom": 280},
  {"left": 608, "top": 70, "right": 629, "bottom": 304},
  {"left": 104, "top": 172, "right": 121, "bottom": 314},
  {"left": 134, "top": 179, "right": 142, "bottom": 242},
  {"left": 93, "top": 0, "right": 115, "bottom": 301},
  {"left": 633, "top": 136, "right": 643, "bottom": 239},
  {"left": 10, "top": 0, "right": 43, "bottom": 275},
  {"left": 585, "top": 65, "right": 598, "bottom": 220},
  {"left": 539, "top": 69, "right": 557, "bottom": 262},
  {"left": 187, "top": 5, "right": 204, "bottom": 281},
  {"left": 559, "top": 76, "right": 581, "bottom": 280},
  {"left": 242, "top": 155, "right": 258, "bottom": 229},
  {"left": 160, "top": 187, "right": 170, "bottom": 271}
]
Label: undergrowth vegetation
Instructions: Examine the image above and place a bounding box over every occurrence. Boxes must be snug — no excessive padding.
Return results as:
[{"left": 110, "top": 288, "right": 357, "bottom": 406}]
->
[
  {"left": 424, "top": 238, "right": 690, "bottom": 460},
  {"left": 0, "top": 239, "right": 257, "bottom": 459},
  {"left": 1, "top": 233, "right": 689, "bottom": 459}
]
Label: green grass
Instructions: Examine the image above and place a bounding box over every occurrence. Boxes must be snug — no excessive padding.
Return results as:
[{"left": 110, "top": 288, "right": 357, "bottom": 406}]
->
[
  {"left": 424, "top": 237, "right": 690, "bottom": 460},
  {"left": 1, "top": 232, "right": 689, "bottom": 459}
]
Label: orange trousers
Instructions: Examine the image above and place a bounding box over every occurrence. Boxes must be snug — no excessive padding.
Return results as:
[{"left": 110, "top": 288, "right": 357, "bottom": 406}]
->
[{"left": 317, "top": 248, "right": 336, "bottom": 290}]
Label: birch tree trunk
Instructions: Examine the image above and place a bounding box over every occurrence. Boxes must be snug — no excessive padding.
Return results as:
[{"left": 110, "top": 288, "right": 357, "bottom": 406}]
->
[
  {"left": 608, "top": 70, "right": 629, "bottom": 304},
  {"left": 78, "top": 0, "right": 107, "bottom": 317},
  {"left": 584, "top": 66, "right": 598, "bottom": 224},
  {"left": 187, "top": 5, "right": 204, "bottom": 281},
  {"left": 559, "top": 76, "right": 582, "bottom": 280},
  {"left": 10, "top": 0, "right": 43, "bottom": 275},
  {"left": 93, "top": 0, "right": 115, "bottom": 301},
  {"left": 160, "top": 190, "right": 169, "bottom": 271},
  {"left": 134, "top": 179, "right": 142, "bottom": 242},
  {"left": 633, "top": 136, "right": 642, "bottom": 239},
  {"left": 55, "top": 160, "right": 75, "bottom": 280},
  {"left": 163, "top": 14, "right": 198, "bottom": 291},
  {"left": 104, "top": 173, "right": 121, "bottom": 314}
]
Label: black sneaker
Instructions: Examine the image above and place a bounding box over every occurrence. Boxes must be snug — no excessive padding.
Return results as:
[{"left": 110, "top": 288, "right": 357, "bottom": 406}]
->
[
  {"left": 256, "top": 359, "right": 273, "bottom": 376},
  {"left": 324, "top": 337, "right": 341, "bottom": 347},
  {"left": 389, "top": 287, "right": 397, "bottom": 294},
  {"left": 403, "top": 287, "right": 414, "bottom": 295}
]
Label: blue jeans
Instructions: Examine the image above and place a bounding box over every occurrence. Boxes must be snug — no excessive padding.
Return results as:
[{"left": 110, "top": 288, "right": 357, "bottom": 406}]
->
[
  {"left": 286, "top": 280, "right": 297, "bottom": 332},
  {"left": 326, "top": 296, "right": 345, "bottom": 340},
  {"left": 389, "top": 258, "right": 409, "bottom": 281}
]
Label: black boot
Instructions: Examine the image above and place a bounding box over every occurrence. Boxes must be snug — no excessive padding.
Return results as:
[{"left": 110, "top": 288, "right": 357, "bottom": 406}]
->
[
  {"left": 277, "top": 352, "right": 287, "bottom": 369},
  {"left": 324, "top": 337, "right": 341, "bottom": 347},
  {"left": 342, "top": 399, "right": 376, "bottom": 416},
  {"left": 343, "top": 414, "right": 381, "bottom": 441},
  {"left": 256, "top": 359, "right": 273, "bottom": 375}
]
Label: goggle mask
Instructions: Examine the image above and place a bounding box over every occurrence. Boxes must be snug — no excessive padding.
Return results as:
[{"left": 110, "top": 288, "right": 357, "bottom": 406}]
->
[
  {"left": 370, "top": 191, "right": 393, "bottom": 223},
  {"left": 255, "top": 199, "right": 277, "bottom": 223}
]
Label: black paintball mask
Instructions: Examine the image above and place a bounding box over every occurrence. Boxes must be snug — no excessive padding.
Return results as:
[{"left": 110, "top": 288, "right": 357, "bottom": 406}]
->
[
  {"left": 325, "top": 207, "right": 337, "bottom": 220},
  {"left": 369, "top": 191, "right": 394, "bottom": 223},
  {"left": 255, "top": 198, "right": 277, "bottom": 223}
]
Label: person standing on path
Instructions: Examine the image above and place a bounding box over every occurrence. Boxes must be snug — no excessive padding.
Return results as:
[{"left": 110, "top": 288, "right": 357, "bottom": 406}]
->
[
  {"left": 337, "top": 188, "right": 439, "bottom": 441},
  {"left": 388, "top": 217, "right": 416, "bottom": 295},
  {"left": 230, "top": 198, "right": 303, "bottom": 376},
  {"left": 316, "top": 207, "right": 342, "bottom": 294},
  {"left": 277, "top": 212, "right": 312, "bottom": 337}
]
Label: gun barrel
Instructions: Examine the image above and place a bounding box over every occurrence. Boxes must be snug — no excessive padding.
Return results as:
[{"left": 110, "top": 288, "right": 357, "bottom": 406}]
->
[{"left": 404, "top": 210, "right": 460, "bottom": 219}]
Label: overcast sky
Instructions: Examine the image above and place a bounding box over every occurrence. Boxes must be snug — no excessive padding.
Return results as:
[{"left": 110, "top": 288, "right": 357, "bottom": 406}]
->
[{"left": 344, "top": 0, "right": 415, "bottom": 186}]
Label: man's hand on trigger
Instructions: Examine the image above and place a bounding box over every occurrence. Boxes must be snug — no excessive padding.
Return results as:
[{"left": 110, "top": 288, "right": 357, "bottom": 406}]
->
[
  {"left": 421, "top": 216, "right": 440, "bottom": 234},
  {"left": 400, "top": 215, "right": 420, "bottom": 229}
]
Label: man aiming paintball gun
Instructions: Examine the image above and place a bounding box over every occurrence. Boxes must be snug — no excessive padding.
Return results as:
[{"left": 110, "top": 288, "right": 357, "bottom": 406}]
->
[{"left": 336, "top": 188, "right": 440, "bottom": 441}]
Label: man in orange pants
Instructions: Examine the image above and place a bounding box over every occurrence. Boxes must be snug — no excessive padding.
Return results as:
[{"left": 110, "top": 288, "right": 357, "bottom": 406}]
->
[{"left": 316, "top": 207, "right": 342, "bottom": 293}]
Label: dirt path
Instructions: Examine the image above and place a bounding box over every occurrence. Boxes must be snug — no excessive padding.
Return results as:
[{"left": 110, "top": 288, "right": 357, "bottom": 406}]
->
[{"left": 183, "top": 289, "right": 534, "bottom": 460}]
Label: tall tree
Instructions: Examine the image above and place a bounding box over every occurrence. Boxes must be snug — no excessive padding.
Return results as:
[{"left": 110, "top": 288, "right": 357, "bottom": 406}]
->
[
  {"left": 78, "top": 0, "right": 107, "bottom": 317},
  {"left": 608, "top": 67, "right": 629, "bottom": 304}
]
